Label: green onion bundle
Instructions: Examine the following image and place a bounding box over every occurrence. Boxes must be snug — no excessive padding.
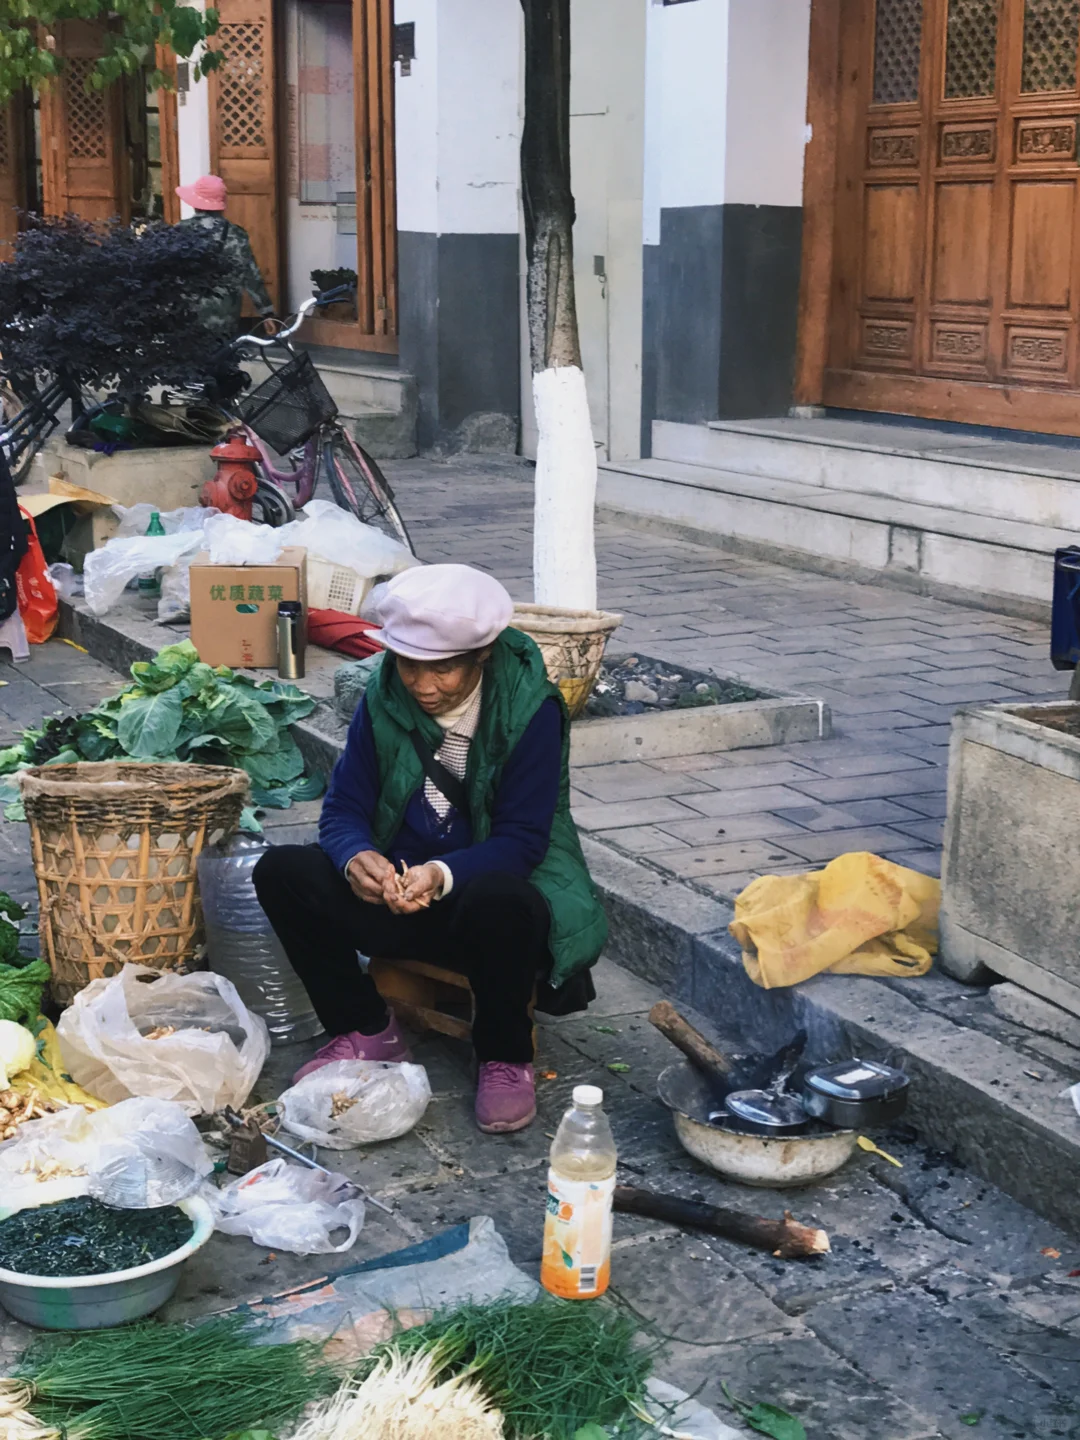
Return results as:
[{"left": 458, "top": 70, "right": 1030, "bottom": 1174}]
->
[
  {"left": 356, "top": 1299, "right": 656, "bottom": 1440},
  {"left": 1, "top": 1314, "right": 342, "bottom": 1440}
]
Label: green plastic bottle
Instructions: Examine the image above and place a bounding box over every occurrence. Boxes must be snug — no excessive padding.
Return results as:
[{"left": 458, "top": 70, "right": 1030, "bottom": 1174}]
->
[{"left": 138, "top": 511, "right": 166, "bottom": 597}]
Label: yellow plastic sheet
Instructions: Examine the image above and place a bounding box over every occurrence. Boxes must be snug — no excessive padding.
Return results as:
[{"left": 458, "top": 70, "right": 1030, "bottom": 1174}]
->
[
  {"left": 730, "top": 851, "right": 940, "bottom": 990},
  {"left": 11, "top": 1019, "right": 106, "bottom": 1109}
]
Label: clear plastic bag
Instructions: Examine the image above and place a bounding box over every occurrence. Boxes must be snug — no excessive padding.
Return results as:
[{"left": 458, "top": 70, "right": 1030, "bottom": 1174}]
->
[
  {"left": 279, "top": 499, "right": 418, "bottom": 580},
  {"left": 204, "top": 512, "right": 286, "bottom": 566},
  {"left": 83, "top": 527, "right": 211, "bottom": 616},
  {"left": 207, "top": 1157, "right": 365, "bottom": 1254},
  {"left": 56, "top": 965, "right": 270, "bottom": 1116},
  {"left": 0, "top": 1097, "right": 212, "bottom": 1213},
  {"left": 198, "top": 836, "right": 322, "bottom": 1045},
  {"left": 278, "top": 1059, "right": 431, "bottom": 1149}
]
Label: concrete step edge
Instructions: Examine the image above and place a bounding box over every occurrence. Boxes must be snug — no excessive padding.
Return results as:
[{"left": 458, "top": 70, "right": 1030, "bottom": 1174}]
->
[
  {"left": 700, "top": 418, "right": 1080, "bottom": 485},
  {"left": 601, "top": 457, "right": 1077, "bottom": 554}
]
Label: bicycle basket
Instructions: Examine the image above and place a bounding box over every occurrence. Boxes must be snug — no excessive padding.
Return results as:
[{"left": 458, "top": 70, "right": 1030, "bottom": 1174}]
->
[{"left": 236, "top": 351, "right": 337, "bottom": 452}]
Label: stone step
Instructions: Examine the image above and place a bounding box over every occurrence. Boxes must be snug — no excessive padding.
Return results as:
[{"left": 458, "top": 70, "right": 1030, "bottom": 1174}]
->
[
  {"left": 598, "top": 453, "right": 1072, "bottom": 616},
  {"left": 655, "top": 416, "right": 1080, "bottom": 530},
  {"left": 245, "top": 349, "right": 418, "bottom": 460}
]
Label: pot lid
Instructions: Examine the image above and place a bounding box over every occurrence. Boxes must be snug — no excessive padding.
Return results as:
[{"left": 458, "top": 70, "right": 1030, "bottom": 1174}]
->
[
  {"left": 804, "top": 1059, "right": 909, "bottom": 1102},
  {"left": 723, "top": 1089, "right": 808, "bottom": 1130}
]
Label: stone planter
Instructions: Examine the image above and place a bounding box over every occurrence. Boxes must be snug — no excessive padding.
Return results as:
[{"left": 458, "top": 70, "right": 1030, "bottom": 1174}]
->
[{"left": 940, "top": 701, "right": 1080, "bottom": 1015}]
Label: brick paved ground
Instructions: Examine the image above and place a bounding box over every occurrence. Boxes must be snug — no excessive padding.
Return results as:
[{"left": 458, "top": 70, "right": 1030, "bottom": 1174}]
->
[
  {"left": 2, "top": 458, "right": 1079, "bottom": 1439},
  {"left": 394, "top": 455, "right": 1064, "bottom": 896}
]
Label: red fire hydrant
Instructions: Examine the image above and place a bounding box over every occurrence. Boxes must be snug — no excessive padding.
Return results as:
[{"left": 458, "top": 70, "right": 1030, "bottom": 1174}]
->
[{"left": 202, "top": 433, "right": 261, "bottom": 519}]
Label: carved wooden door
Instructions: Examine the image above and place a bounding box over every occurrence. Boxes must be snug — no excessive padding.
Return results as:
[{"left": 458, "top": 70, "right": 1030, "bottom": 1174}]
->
[
  {"left": 0, "top": 104, "right": 21, "bottom": 252},
  {"left": 39, "top": 20, "right": 126, "bottom": 223},
  {"left": 827, "top": 0, "right": 1080, "bottom": 434},
  {"left": 209, "top": 0, "right": 280, "bottom": 310}
]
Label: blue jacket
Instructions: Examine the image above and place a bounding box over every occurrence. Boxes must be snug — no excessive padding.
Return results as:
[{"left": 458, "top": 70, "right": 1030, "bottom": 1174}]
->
[{"left": 318, "top": 693, "right": 562, "bottom": 891}]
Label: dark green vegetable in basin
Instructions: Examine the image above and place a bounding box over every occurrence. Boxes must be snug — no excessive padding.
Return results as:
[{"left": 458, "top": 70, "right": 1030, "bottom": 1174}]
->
[{"left": 0, "top": 1196, "right": 193, "bottom": 1277}]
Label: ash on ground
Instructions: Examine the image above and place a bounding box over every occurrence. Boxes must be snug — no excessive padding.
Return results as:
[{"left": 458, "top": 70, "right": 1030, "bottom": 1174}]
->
[{"left": 585, "top": 654, "right": 763, "bottom": 718}]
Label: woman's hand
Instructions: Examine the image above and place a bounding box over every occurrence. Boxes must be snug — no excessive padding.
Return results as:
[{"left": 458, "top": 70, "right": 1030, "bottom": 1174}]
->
[
  {"left": 346, "top": 850, "right": 395, "bottom": 904},
  {"left": 384, "top": 862, "right": 444, "bottom": 915}
]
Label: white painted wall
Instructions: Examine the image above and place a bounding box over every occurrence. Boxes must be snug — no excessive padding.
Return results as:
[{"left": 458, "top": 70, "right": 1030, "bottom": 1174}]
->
[
  {"left": 643, "top": 0, "right": 811, "bottom": 240},
  {"left": 393, "top": 0, "right": 520, "bottom": 237},
  {"left": 724, "top": 0, "right": 811, "bottom": 208},
  {"left": 175, "top": 11, "right": 211, "bottom": 214}
]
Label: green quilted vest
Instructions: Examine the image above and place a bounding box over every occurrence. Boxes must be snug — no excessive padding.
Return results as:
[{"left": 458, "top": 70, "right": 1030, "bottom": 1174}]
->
[{"left": 364, "top": 628, "right": 608, "bottom": 986}]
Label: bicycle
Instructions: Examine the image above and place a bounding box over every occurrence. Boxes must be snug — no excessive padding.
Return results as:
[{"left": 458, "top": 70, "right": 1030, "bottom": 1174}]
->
[
  {"left": 0, "top": 366, "right": 87, "bottom": 488},
  {"left": 216, "top": 287, "right": 415, "bottom": 552}
]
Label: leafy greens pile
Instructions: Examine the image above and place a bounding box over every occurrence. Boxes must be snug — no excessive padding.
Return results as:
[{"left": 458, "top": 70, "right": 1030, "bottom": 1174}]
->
[
  {"left": 0, "top": 640, "right": 323, "bottom": 822},
  {"left": 0, "top": 892, "right": 49, "bottom": 1024}
]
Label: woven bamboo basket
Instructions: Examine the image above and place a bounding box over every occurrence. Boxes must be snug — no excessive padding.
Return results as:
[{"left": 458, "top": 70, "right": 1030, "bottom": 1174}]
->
[
  {"left": 511, "top": 604, "right": 623, "bottom": 719},
  {"left": 19, "top": 762, "right": 250, "bottom": 1007}
]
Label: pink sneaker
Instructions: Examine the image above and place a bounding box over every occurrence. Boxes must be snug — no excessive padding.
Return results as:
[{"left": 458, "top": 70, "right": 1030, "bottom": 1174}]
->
[
  {"left": 292, "top": 1018, "right": 412, "bottom": 1083},
  {"left": 475, "top": 1062, "right": 536, "bottom": 1134}
]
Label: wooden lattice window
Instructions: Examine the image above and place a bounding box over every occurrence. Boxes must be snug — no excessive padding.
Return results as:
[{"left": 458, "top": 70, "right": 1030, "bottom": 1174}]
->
[
  {"left": 945, "top": 0, "right": 999, "bottom": 97},
  {"left": 219, "top": 23, "right": 266, "bottom": 148},
  {"left": 65, "top": 56, "right": 108, "bottom": 159},
  {"left": 1022, "top": 0, "right": 1080, "bottom": 92},
  {"left": 873, "top": 0, "right": 925, "bottom": 104}
]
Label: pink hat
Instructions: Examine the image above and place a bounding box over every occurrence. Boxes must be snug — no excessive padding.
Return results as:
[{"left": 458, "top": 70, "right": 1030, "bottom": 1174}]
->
[
  {"left": 175, "top": 174, "right": 227, "bottom": 211},
  {"left": 371, "top": 565, "right": 513, "bottom": 660}
]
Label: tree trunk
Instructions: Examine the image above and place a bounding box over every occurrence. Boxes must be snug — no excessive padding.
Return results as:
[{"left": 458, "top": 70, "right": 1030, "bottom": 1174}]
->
[{"left": 521, "top": 0, "right": 597, "bottom": 611}]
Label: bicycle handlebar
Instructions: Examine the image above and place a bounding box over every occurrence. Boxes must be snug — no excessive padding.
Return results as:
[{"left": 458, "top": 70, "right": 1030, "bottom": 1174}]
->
[{"left": 229, "top": 285, "right": 357, "bottom": 353}]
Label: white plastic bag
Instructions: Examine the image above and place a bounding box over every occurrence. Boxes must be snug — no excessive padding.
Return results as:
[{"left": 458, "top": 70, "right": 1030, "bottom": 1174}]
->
[
  {"left": 204, "top": 512, "right": 287, "bottom": 566},
  {"left": 84, "top": 527, "right": 211, "bottom": 615},
  {"left": 57, "top": 966, "right": 270, "bottom": 1116},
  {"left": 278, "top": 1059, "right": 431, "bottom": 1149},
  {"left": 207, "top": 1157, "right": 365, "bottom": 1254},
  {"left": 0, "top": 1097, "right": 212, "bottom": 1213},
  {"left": 279, "top": 499, "right": 418, "bottom": 580},
  {"left": 111, "top": 503, "right": 216, "bottom": 539}
]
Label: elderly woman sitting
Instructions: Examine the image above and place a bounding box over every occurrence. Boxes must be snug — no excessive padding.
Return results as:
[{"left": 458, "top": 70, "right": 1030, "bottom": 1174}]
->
[{"left": 254, "top": 564, "right": 607, "bottom": 1134}]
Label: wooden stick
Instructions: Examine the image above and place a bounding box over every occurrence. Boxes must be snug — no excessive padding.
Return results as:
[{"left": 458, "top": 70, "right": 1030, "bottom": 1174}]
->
[
  {"left": 614, "top": 1185, "right": 830, "bottom": 1259},
  {"left": 648, "top": 1000, "right": 734, "bottom": 1082}
]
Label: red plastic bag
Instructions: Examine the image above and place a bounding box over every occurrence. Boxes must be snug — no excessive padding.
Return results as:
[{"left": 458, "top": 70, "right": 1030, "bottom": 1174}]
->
[{"left": 15, "top": 506, "right": 58, "bottom": 644}]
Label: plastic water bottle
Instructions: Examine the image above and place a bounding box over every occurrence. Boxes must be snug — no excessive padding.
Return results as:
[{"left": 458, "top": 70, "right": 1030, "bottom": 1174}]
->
[
  {"left": 541, "top": 1084, "right": 617, "bottom": 1299},
  {"left": 137, "top": 510, "right": 166, "bottom": 597},
  {"left": 197, "top": 835, "right": 322, "bottom": 1045}
]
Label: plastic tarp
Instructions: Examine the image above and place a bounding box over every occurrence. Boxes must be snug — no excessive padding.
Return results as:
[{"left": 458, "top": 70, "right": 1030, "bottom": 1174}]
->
[{"left": 731, "top": 851, "right": 939, "bottom": 990}]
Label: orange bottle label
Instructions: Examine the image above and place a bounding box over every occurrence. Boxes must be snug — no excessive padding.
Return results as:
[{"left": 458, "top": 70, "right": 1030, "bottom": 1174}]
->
[{"left": 540, "top": 1169, "right": 614, "bottom": 1299}]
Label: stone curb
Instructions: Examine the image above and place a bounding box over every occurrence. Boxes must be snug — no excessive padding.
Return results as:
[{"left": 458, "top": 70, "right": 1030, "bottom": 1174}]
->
[
  {"left": 58, "top": 598, "right": 1080, "bottom": 1234},
  {"left": 583, "top": 836, "right": 1080, "bottom": 1236}
]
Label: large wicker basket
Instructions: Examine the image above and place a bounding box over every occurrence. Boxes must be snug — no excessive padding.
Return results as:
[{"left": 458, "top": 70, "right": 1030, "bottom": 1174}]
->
[
  {"left": 511, "top": 604, "right": 623, "bottom": 719},
  {"left": 19, "top": 762, "right": 250, "bottom": 1007}
]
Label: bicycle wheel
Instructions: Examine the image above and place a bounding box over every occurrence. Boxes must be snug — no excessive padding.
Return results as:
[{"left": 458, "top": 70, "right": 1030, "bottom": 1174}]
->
[
  {"left": 1, "top": 381, "right": 37, "bottom": 486},
  {"left": 251, "top": 476, "right": 296, "bottom": 528},
  {"left": 324, "top": 427, "right": 415, "bottom": 554}
]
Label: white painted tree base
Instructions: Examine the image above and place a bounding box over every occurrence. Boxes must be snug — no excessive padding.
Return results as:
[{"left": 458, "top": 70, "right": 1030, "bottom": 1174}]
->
[{"left": 532, "top": 365, "right": 598, "bottom": 611}]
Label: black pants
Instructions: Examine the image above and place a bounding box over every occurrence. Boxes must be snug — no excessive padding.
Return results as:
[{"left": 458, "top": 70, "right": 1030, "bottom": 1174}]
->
[{"left": 252, "top": 845, "right": 550, "bottom": 1063}]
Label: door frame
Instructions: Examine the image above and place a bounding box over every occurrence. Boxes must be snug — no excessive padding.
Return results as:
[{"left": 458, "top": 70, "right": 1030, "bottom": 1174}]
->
[{"left": 795, "top": 0, "right": 1080, "bottom": 436}]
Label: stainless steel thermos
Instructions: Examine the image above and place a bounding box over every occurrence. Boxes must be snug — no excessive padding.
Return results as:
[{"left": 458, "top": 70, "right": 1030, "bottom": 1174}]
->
[{"left": 276, "top": 600, "right": 306, "bottom": 679}]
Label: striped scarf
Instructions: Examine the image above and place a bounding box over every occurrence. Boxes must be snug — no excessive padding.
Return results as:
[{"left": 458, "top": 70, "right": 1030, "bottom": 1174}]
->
[{"left": 424, "top": 679, "right": 483, "bottom": 820}]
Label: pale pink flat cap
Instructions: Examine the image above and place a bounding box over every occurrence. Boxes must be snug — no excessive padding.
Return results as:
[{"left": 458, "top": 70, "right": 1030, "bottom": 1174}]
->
[
  {"left": 371, "top": 564, "right": 513, "bottom": 660},
  {"left": 176, "top": 174, "right": 227, "bottom": 211}
]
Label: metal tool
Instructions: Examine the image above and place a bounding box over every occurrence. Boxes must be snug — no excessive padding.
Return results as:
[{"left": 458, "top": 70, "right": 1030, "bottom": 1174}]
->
[{"left": 222, "top": 1108, "right": 393, "bottom": 1214}]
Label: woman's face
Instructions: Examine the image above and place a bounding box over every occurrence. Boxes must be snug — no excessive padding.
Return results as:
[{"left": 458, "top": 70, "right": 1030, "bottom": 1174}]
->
[{"left": 395, "top": 648, "right": 490, "bottom": 716}]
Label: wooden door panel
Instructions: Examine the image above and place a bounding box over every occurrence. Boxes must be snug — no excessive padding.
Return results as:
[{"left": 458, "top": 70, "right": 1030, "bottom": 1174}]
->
[
  {"left": 40, "top": 22, "right": 125, "bottom": 222},
  {"left": 864, "top": 184, "right": 921, "bottom": 300},
  {"left": 932, "top": 181, "right": 994, "bottom": 301},
  {"left": 821, "top": 0, "right": 1080, "bottom": 431},
  {"left": 210, "top": 0, "right": 280, "bottom": 309},
  {"left": 0, "top": 103, "right": 20, "bottom": 251},
  {"left": 1007, "top": 179, "right": 1075, "bottom": 308}
]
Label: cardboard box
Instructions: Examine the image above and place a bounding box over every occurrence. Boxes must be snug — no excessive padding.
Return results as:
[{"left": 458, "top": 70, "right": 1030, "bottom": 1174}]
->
[{"left": 189, "top": 547, "right": 307, "bottom": 669}]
